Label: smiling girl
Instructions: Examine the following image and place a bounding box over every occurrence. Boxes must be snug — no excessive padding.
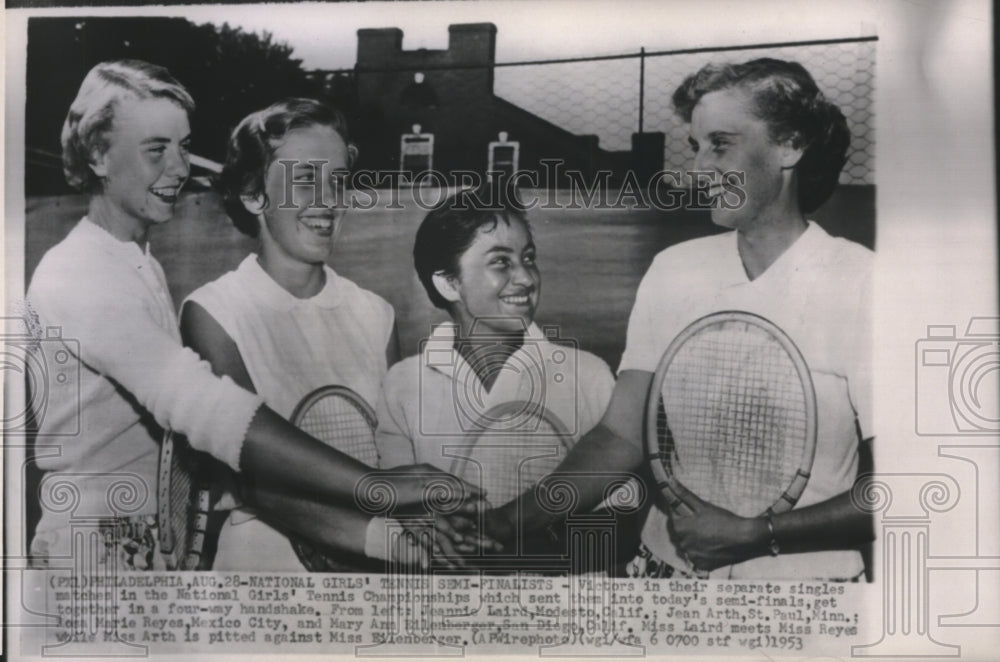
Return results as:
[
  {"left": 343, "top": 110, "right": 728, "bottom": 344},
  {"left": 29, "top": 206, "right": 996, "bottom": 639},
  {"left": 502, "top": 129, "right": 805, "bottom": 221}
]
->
[
  {"left": 181, "top": 98, "right": 404, "bottom": 570},
  {"left": 27, "top": 63, "right": 471, "bottom": 569},
  {"left": 487, "top": 58, "right": 873, "bottom": 580},
  {"left": 375, "top": 188, "right": 615, "bottom": 485}
]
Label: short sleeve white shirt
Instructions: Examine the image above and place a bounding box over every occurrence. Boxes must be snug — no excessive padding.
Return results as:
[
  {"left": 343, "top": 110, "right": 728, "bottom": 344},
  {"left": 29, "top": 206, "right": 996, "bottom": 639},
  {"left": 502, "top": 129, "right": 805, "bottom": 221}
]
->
[
  {"left": 620, "top": 222, "right": 873, "bottom": 579},
  {"left": 376, "top": 322, "right": 615, "bottom": 474}
]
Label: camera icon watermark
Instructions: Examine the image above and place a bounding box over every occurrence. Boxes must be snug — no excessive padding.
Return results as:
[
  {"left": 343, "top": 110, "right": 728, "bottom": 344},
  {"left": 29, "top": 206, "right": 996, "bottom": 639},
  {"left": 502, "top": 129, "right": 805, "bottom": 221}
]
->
[
  {"left": 2, "top": 313, "right": 81, "bottom": 435},
  {"left": 915, "top": 316, "right": 999, "bottom": 435},
  {"left": 418, "top": 318, "right": 578, "bottom": 438}
]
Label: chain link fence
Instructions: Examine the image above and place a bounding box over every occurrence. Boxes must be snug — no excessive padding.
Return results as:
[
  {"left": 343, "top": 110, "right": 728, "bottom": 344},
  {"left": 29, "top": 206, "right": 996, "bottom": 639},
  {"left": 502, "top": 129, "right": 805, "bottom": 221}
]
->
[{"left": 495, "top": 37, "right": 875, "bottom": 185}]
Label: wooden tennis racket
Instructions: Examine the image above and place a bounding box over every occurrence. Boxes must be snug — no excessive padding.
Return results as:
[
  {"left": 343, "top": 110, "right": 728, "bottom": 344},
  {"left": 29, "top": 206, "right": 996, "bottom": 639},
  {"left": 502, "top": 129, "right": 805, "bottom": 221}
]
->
[
  {"left": 157, "top": 429, "right": 211, "bottom": 570},
  {"left": 646, "top": 311, "right": 818, "bottom": 576},
  {"left": 450, "top": 400, "right": 575, "bottom": 510},
  {"left": 288, "top": 385, "right": 379, "bottom": 571}
]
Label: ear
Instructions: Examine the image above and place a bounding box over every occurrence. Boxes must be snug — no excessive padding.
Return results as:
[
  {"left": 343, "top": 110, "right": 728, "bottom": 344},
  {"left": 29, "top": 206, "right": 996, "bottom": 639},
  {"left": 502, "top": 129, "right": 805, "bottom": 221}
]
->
[
  {"left": 431, "top": 271, "right": 462, "bottom": 304},
  {"left": 778, "top": 135, "right": 806, "bottom": 169},
  {"left": 241, "top": 194, "right": 266, "bottom": 216},
  {"left": 89, "top": 149, "right": 108, "bottom": 178}
]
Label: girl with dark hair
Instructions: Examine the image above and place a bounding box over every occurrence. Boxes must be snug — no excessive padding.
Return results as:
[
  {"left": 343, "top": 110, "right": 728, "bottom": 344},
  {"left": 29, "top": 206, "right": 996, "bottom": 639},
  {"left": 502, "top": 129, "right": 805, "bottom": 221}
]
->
[
  {"left": 376, "top": 187, "right": 615, "bottom": 488},
  {"left": 488, "top": 58, "right": 874, "bottom": 580}
]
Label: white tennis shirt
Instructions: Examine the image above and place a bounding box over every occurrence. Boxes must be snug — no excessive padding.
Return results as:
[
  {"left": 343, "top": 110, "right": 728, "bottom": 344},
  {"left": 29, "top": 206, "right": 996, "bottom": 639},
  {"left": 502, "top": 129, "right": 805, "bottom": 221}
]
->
[
  {"left": 376, "top": 322, "right": 615, "bottom": 473},
  {"left": 26, "top": 218, "right": 263, "bottom": 546},
  {"left": 184, "top": 254, "right": 394, "bottom": 570},
  {"left": 620, "top": 221, "right": 873, "bottom": 579}
]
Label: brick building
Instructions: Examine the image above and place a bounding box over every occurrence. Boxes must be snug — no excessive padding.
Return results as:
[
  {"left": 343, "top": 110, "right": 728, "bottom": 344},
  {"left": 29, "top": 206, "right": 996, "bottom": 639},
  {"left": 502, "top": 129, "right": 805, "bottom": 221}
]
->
[{"left": 310, "top": 23, "right": 664, "bottom": 186}]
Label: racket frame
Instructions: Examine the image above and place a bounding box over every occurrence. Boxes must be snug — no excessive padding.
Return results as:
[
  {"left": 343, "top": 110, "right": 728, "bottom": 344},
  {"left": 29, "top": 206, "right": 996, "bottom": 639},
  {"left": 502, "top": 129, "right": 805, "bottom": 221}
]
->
[
  {"left": 157, "top": 429, "right": 211, "bottom": 570},
  {"left": 288, "top": 384, "right": 378, "bottom": 571},
  {"left": 449, "top": 399, "right": 575, "bottom": 509},
  {"left": 646, "top": 310, "right": 818, "bottom": 518}
]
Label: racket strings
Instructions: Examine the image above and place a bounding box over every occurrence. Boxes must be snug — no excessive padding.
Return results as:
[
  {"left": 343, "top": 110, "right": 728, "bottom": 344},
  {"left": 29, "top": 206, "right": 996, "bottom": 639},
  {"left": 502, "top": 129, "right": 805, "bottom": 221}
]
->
[
  {"left": 166, "top": 434, "right": 205, "bottom": 566},
  {"left": 290, "top": 389, "right": 378, "bottom": 572},
  {"left": 456, "top": 416, "right": 569, "bottom": 508},
  {"left": 298, "top": 396, "right": 378, "bottom": 466},
  {"left": 659, "top": 323, "right": 809, "bottom": 516}
]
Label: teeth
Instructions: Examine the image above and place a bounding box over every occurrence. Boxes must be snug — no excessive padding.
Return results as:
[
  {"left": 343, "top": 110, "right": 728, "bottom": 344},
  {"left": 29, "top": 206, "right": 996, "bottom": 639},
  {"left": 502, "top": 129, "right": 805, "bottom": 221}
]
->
[
  {"left": 302, "top": 218, "right": 333, "bottom": 230},
  {"left": 501, "top": 295, "right": 529, "bottom": 304}
]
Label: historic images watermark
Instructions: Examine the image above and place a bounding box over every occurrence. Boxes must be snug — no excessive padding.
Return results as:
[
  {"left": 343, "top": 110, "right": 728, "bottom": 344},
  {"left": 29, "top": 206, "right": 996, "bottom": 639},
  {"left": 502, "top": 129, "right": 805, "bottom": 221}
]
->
[{"left": 272, "top": 159, "right": 748, "bottom": 213}]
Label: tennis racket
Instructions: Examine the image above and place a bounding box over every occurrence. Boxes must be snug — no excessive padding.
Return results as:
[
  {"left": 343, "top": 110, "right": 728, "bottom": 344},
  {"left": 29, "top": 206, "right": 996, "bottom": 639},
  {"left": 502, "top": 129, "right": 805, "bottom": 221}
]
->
[
  {"left": 646, "top": 311, "right": 817, "bottom": 574},
  {"left": 157, "top": 429, "right": 211, "bottom": 570},
  {"left": 288, "top": 385, "right": 379, "bottom": 571},
  {"left": 450, "top": 400, "right": 575, "bottom": 510}
]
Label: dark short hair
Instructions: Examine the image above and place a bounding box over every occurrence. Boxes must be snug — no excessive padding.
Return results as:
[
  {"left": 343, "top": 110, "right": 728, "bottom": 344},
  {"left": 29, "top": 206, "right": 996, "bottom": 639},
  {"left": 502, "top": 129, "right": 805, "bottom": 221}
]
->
[
  {"left": 672, "top": 58, "right": 850, "bottom": 213},
  {"left": 413, "top": 186, "right": 530, "bottom": 310},
  {"left": 61, "top": 60, "right": 194, "bottom": 193},
  {"left": 218, "top": 98, "right": 356, "bottom": 237}
]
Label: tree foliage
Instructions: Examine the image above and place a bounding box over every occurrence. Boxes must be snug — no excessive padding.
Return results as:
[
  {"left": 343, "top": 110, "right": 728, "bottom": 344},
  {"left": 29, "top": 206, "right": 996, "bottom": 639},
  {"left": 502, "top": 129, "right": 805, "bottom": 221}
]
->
[{"left": 26, "top": 17, "right": 321, "bottom": 193}]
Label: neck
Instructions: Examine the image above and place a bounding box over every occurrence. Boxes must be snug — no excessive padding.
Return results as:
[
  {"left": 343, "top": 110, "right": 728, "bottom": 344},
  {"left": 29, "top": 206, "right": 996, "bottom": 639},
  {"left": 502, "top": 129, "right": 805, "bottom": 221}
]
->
[
  {"left": 88, "top": 195, "right": 150, "bottom": 245},
  {"left": 736, "top": 205, "right": 807, "bottom": 280},
  {"left": 256, "top": 221, "right": 328, "bottom": 298}
]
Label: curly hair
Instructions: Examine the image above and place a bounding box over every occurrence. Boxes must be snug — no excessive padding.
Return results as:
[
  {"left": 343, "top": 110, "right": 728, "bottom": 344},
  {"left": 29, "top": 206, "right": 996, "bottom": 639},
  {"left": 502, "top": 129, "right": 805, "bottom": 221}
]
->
[
  {"left": 413, "top": 186, "right": 530, "bottom": 310},
  {"left": 218, "top": 98, "right": 357, "bottom": 237},
  {"left": 672, "top": 58, "right": 850, "bottom": 213},
  {"left": 61, "top": 60, "right": 194, "bottom": 193}
]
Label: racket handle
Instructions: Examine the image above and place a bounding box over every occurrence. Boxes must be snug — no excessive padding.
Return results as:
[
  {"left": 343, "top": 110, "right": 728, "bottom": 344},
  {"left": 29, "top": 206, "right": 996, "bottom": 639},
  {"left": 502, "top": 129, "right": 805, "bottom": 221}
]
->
[{"left": 659, "top": 485, "right": 695, "bottom": 516}]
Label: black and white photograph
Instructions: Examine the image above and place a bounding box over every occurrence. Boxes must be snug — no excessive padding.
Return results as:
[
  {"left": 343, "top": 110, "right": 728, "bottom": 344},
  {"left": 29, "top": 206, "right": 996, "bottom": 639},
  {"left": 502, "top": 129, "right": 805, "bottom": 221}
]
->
[{"left": 2, "top": 0, "right": 996, "bottom": 660}]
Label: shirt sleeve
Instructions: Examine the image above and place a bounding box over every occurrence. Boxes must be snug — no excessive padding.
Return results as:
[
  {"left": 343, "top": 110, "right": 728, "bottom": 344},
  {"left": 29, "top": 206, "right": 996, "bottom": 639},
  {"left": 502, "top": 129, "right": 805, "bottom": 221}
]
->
[
  {"left": 847, "top": 257, "right": 874, "bottom": 440},
  {"left": 28, "top": 266, "right": 263, "bottom": 471},
  {"left": 618, "top": 256, "right": 666, "bottom": 374},
  {"left": 577, "top": 352, "right": 616, "bottom": 436},
  {"left": 374, "top": 366, "right": 416, "bottom": 468}
]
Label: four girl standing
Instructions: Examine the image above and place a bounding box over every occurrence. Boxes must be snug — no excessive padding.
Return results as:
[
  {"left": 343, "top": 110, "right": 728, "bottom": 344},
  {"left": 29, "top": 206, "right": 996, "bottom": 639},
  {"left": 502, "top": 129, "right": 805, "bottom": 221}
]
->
[{"left": 27, "top": 56, "right": 872, "bottom": 578}]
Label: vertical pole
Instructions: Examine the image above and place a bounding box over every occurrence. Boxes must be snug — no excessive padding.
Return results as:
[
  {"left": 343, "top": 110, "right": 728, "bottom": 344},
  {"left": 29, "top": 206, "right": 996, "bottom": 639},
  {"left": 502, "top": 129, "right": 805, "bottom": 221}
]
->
[{"left": 638, "top": 47, "right": 646, "bottom": 134}]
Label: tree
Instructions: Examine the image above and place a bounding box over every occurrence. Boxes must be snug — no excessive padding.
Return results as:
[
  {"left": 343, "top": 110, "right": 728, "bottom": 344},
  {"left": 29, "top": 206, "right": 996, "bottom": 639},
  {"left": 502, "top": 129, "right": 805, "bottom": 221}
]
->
[{"left": 25, "top": 17, "right": 322, "bottom": 194}]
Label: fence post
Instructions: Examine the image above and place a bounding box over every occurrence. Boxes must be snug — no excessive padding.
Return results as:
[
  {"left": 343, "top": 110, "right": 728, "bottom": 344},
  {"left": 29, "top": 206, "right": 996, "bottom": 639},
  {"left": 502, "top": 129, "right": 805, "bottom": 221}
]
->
[{"left": 638, "top": 47, "right": 646, "bottom": 134}]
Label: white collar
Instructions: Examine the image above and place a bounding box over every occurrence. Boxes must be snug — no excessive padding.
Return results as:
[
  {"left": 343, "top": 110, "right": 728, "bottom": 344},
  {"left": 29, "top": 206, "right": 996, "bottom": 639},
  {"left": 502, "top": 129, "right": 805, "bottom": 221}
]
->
[
  {"left": 421, "top": 321, "right": 552, "bottom": 387},
  {"left": 237, "top": 254, "right": 344, "bottom": 312},
  {"left": 731, "top": 220, "right": 824, "bottom": 284}
]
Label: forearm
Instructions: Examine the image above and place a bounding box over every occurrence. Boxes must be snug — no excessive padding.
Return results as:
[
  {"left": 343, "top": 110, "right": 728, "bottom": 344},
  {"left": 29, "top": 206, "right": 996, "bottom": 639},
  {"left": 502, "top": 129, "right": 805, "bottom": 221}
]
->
[
  {"left": 240, "top": 405, "right": 372, "bottom": 504},
  {"left": 497, "top": 422, "right": 645, "bottom": 532},
  {"left": 675, "top": 488, "right": 874, "bottom": 571},
  {"left": 768, "top": 491, "right": 873, "bottom": 555},
  {"left": 180, "top": 301, "right": 375, "bottom": 501},
  {"left": 249, "top": 486, "right": 373, "bottom": 557},
  {"left": 491, "top": 370, "right": 652, "bottom": 537}
]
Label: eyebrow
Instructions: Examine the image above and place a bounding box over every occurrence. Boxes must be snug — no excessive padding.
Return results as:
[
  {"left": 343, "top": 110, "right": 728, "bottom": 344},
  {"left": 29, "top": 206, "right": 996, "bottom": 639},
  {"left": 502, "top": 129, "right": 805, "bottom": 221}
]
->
[
  {"left": 484, "top": 242, "right": 535, "bottom": 255},
  {"left": 291, "top": 162, "right": 349, "bottom": 171},
  {"left": 689, "top": 131, "right": 742, "bottom": 151},
  {"left": 140, "top": 135, "right": 191, "bottom": 145},
  {"left": 708, "top": 131, "right": 741, "bottom": 140}
]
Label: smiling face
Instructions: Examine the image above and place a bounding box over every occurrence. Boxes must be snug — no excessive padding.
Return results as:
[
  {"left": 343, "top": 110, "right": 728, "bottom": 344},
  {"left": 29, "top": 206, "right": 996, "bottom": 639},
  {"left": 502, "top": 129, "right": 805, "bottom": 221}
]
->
[
  {"left": 250, "top": 123, "right": 351, "bottom": 266},
  {"left": 688, "top": 87, "right": 800, "bottom": 230},
  {"left": 91, "top": 96, "right": 191, "bottom": 230},
  {"left": 441, "top": 215, "right": 540, "bottom": 337}
]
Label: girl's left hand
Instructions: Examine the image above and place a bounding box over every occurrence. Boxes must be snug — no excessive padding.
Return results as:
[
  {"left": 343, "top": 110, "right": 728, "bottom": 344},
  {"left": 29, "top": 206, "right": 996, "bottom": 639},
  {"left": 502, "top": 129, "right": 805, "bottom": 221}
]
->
[{"left": 666, "top": 493, "right": 767, "bottom": 572}]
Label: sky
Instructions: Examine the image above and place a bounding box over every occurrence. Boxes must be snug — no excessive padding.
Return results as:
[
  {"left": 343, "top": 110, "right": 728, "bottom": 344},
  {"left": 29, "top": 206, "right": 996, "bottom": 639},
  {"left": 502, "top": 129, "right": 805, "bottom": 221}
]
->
[{"left": 179, "top": 0, "right": 879, "bottom": 71}]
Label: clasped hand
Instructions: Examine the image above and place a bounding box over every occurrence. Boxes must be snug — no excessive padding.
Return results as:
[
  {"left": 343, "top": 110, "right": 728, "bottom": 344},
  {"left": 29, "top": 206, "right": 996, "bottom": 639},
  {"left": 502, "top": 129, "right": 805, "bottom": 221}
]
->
[
  {"left": 666, "top": 493, "right": 765, "bottom": 572},
  {"left": 388, "top": 464, "right": 501, "bottom": 568}
]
